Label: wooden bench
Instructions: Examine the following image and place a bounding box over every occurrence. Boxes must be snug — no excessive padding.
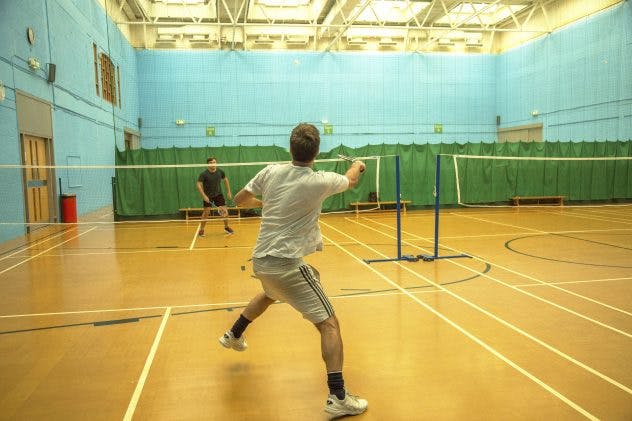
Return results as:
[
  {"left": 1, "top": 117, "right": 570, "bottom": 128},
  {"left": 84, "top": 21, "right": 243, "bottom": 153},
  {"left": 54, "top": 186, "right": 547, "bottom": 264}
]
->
[
  {"left": 511, "top": 196, "right": 565, "bottom": 206},
  {"left": 179, "top": 206, "right": 260, "bottom": 220},
  {"left": 349, "top": 200, "right": 411, "bottom": 215}
]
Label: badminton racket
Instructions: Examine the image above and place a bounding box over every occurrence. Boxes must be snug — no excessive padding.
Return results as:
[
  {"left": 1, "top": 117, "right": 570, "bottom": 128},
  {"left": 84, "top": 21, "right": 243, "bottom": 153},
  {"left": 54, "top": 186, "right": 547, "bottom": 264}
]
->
[{"left": 337, "top": 154, "right": 365, "bottom": 172}]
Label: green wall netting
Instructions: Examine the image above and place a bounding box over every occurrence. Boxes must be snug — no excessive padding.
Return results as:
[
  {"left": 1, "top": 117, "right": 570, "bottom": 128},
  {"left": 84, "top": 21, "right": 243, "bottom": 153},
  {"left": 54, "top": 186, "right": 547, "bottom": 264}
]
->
[{"left": 114, "top": 141, "right": 632, "bottom": 216}]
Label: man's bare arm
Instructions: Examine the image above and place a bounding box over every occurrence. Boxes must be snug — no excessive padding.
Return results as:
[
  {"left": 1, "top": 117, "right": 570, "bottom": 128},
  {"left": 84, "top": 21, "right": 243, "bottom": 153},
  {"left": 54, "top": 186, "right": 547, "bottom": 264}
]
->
[
  {"left": 234, "top": 189, "right": 262, "bottom": 208},
  {"left": 345, "top": 161, "right": 366, "bottom": 188}
]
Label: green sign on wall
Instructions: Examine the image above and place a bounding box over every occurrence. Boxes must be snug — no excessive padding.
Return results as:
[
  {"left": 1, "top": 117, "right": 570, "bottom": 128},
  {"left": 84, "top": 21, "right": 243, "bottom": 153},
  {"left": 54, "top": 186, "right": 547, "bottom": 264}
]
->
[
  {"left": 206, "top": 126, "right": 215, "bottom": 136},
  {"left": 434, "top": 124, "right": 443, "bottom": 134},
  {"left": 323, "top": 124, "right": 333, "bottom": 135}
]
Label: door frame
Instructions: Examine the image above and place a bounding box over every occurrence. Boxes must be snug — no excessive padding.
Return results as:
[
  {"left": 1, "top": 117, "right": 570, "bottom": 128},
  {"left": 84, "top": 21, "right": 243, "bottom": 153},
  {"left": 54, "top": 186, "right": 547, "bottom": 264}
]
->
[
  {"left": 15, "top": 90, "right": 57, "bottom": 232},
  {"left": 20, "top": 134, "right": 58, "bottom": 232}
]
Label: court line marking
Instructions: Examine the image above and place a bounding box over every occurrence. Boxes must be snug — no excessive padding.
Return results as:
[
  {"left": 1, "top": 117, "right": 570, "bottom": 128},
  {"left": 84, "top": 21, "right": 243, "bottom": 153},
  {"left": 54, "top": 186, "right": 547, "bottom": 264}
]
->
[
  {"left": 189, "top": 222, "right": 201, "bottom": 250},
  {"left": 335, "top": 219, "right": 632, "bottom": 396},
  {"left": 399, "top": 206, "right": 632, "bottom": 220},
  {"left": 123, "top": 306, "right": 171, "bottom": 421},
  {"left": 0, "top": 227, "right": 97, "bottom": 276},
  {"left": 0, "top": 288, "right": 447, "bottom": 320},
  {"left": 435, "top": 227, "right": 632, "bottom": 240},
  {"left": 540, "top": 210, "right": 632, "bottom": 225},
  {"left": 579, "top": 209, "right": 632, "bottom": 219},
  {"left": 571, "top": 208, "right": 632, "bottom": 218},
  {"left": 29, "top": 245, "right": 253, "bottom": 258},
  {"left": 448, "top": 213, "right": 632, "bottom": 319},
  {"left": 0, "top": 228, "right": 75, "bottom": 262},
  {"left": 515, "top": 276, "right": 632, "bottom": 288},
  {"left": 320, "top": 226, "right": 598, "bottom": 419},
  {"left": 0, "top": 301, "right": 249, "bottom": 319}
]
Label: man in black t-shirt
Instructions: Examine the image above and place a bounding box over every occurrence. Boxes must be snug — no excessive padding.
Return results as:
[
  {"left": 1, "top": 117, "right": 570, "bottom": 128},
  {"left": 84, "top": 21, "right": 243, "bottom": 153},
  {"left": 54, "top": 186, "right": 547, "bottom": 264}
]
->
[{"left": 196, "top": 157, "right": 233, "bottom": 236}]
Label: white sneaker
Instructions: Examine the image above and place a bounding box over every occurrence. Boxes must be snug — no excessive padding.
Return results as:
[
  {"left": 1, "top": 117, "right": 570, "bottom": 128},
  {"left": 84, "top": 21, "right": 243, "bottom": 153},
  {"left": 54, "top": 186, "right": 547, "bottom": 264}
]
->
[
  {"left": 219, "top": 330, "right": 247, "bottom": 351},
  {"left": 324, "top": 391, "right": 368, "bottom": 417}
]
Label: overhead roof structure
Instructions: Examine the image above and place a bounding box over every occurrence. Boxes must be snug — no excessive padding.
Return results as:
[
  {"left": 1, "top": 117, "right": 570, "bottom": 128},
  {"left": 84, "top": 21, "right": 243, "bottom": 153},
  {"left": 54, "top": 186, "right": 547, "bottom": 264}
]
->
[{"left": 102, "top": 0, "right": 623, "bottom": 52}]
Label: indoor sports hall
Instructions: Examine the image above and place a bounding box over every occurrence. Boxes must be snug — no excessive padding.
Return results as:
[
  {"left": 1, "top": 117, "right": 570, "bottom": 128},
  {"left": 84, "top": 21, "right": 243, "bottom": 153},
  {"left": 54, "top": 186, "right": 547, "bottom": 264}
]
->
[{"left": 1, "top": 1, "right": 631, "bottom": 420}]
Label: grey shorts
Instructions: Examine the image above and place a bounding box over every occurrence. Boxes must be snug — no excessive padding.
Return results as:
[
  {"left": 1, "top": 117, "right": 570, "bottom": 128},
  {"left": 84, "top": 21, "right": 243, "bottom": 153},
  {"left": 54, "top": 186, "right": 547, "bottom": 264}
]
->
[{"left": 252, "top": 256, "right": 334, "bottom": 324}]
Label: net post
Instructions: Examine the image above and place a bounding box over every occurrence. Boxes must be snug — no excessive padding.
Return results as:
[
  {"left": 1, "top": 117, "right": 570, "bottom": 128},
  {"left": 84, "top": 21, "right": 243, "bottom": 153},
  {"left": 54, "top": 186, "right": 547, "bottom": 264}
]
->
[
  {"left": 419, "top": 154, "right": 471, "bottom": 262},
  {"left": 396, "top": 154, "right": 402, "bottom": 260},
  {"left": 365, "top": 155, "right": 418, "bottom": 264},
  {"left": 433, "top": 154, "right": 440, "bottom": 257}
]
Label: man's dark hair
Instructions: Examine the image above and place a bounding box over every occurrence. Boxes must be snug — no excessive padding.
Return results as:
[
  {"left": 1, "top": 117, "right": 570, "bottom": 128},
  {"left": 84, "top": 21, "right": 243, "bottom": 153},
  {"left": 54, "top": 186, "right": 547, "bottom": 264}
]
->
[
  {"left": 207, "top": 157, "right": 216, "bottom": 164},
  {"left": 290, "top": 123, "right": 320, "bottom": 163}
]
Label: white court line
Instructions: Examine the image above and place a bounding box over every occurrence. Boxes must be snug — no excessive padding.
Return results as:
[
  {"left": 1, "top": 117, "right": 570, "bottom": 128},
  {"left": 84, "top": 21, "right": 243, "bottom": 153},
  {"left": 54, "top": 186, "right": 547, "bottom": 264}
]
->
[
  {"left": 0, "top": 227, "right": 75, "bottom": 262},
  {"left": 0, "top": 288, "right": 445, "bottom": 319},
  {"left": 572, "top": 208, "right": 632, "bottom": 219},
  {"left": 35, "top": 245, "right": 253, "bottom": 258},
  {"left": 450, "top": 215, "right": 632, "bottom": 316},
  {"left": 0, "top": 300, "right": 250, "bottom": 319},
  {"left": 515, "top": 276, "right": 632, "bottom": 288},
  {"left": 541, "top": 210, "right": 632, "bottom": 225},
  {"left": 0, "top": 227, "right": 97, "bottom": 276},
  {"left": 123, "top": 306, "right": 171, "bottom": 421},
  {"left": 189, "top": 222, "right": 202, "bottom": 250},
  {"left": 435, "top": 227, "right": 632, "bottom": 240},
  {"left": 319, "top": 225, "right": 598, "bottom": 419},
  {"left": 326, "top": 220, "right": 632, "bottom": 396},
  {"left": 401, "top": 206, "right": 632, "bottom": 221}
]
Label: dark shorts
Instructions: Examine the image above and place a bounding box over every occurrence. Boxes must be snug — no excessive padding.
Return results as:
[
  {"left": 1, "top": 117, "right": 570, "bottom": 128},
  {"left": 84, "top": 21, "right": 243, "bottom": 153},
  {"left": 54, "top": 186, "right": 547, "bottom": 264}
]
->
[{"left": 203, "top": 194, "right": 226, "bottom": 208}]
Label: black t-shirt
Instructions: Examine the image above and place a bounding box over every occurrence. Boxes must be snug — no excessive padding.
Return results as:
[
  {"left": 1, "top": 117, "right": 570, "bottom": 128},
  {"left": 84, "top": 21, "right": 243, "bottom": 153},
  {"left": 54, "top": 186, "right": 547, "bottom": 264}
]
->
[{"left": 198, "top": 169, "right": 225, "bottom": 197}]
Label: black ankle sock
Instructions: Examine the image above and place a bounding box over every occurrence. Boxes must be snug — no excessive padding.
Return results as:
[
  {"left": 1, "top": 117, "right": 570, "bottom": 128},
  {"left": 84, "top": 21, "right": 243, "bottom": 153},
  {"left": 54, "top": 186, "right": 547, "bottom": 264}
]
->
[
  {"left": 230, "top": 314, "right": 251, "bottom": 339},
  {"left": 327, "top": 371, "right": 345, "bottom": 400}
]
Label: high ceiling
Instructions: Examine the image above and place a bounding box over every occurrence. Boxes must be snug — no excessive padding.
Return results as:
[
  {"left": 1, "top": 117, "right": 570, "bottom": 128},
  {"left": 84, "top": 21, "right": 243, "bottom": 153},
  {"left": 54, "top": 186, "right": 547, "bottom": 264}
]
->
[{"left": 103, "top": 0, "right": 621, "bottom": 52}]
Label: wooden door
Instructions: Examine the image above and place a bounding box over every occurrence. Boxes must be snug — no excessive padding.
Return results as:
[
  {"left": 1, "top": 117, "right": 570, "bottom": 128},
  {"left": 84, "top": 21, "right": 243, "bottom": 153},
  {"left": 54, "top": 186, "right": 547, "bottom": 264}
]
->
[{"left": 22, "top": 135, "right": 52, "bottom": 226}]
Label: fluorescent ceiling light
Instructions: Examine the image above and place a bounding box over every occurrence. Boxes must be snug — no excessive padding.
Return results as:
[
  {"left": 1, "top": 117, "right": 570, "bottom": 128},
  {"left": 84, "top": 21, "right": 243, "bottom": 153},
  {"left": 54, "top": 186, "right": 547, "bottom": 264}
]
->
[
  {"left": 158, "top": 0, "right": 206, "bottom": 4},
  {"left": 436, "top": 2, "right": 528, "bottom": 26},
  {"left": 351, "top": 1, "right": 430, "bottom": 23},
  {"left": 257, "top": 0, "right": 310, "bottom": 6}
]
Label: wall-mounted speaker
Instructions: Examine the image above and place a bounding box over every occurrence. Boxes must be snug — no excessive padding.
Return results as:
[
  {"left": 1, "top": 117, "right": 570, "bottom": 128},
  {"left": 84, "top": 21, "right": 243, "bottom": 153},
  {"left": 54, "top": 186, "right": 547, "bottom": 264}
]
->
[
  {"left": 138, "top": 117, "right": 142, "bottom": 128},
  {"left": 496, "top": 115, "right": 501, "bottom": 126},
  {"left": 47, "top": 63, "right": 56, "bottom": 83}
]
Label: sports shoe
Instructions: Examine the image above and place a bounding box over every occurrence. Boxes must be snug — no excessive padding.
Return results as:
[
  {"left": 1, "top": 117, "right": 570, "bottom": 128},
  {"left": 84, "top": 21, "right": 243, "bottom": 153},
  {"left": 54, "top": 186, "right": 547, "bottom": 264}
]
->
[
  {"left": 324, "top": 392, "right": 368, "bottom": 417},
  {"left": 224, "top": 226, "right": 234, "bottom": 235},
  {"left": 219, "top": 330, "right": 247, "bottom": 351},
  {"left": 198, "top": 230, "right": 205, "bottom": 237}
]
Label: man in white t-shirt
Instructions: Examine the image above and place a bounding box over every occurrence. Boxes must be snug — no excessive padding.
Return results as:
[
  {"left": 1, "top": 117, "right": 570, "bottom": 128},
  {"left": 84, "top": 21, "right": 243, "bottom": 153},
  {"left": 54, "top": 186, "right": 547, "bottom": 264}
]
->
[{"left": 219, "top": 123, "right": 368, "bottom": 417}]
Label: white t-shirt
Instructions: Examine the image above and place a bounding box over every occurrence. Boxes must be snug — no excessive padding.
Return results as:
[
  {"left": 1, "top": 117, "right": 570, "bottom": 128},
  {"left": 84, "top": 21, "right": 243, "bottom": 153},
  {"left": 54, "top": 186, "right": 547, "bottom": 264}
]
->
[{"left": 244, "top": 163, "right": 349, "bottom": 258}]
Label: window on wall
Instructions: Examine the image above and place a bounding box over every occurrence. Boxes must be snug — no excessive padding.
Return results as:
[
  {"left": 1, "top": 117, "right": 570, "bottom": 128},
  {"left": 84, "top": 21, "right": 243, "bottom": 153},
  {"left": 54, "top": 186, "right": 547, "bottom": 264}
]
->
[
  {"left": 100, "top": 53, "right": 117, "bottom": 106},
  {"left": 116, "top": 66, "right": 121, "bottom": 108},
  {"left": 93, "top": 43, "right": 99, "bottom": 96}
]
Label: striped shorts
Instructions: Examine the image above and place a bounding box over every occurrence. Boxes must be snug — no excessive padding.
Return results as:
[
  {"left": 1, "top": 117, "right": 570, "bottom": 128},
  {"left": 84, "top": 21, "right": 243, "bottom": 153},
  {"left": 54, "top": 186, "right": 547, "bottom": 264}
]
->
[{"left": 252, "top": 256, "right": 334, "bottom": 324}]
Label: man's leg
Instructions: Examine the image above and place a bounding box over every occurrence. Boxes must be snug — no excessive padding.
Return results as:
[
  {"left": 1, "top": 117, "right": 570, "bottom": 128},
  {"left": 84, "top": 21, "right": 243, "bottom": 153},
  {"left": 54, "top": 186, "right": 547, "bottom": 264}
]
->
[
  {"left": 315, "top": 315, "right": 343, "bottom": 373},
  {"left": 316, "top": 315, "right": 368, "bottom": 416},
  {"left": 199, "top": 206, "right": 211, "bottom": 236},
  {"left": 219, "top": 292, "right": 275, "bottom": 351},
  {"left": 218, "top": 205, "right": 233, "bottom": 233}
]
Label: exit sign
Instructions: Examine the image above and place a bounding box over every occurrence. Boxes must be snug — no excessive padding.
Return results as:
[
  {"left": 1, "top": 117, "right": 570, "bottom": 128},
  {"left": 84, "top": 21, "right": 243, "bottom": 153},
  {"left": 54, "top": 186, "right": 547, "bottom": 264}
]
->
[
  {"left": 434, "top": 124, "right": 443, "bottom": 133},
  {"left": 206, "top": 126, "right": 215, "bottom": 136},
  {"left": 323, "top": 124, "right": 333, "bottom": 135}
]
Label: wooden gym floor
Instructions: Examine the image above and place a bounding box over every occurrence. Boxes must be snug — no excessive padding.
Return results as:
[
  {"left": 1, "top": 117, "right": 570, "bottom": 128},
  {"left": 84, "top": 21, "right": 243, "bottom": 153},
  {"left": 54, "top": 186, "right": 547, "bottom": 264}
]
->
[{"left": 0, "top": 206, "right": 631, "bottom": 420}]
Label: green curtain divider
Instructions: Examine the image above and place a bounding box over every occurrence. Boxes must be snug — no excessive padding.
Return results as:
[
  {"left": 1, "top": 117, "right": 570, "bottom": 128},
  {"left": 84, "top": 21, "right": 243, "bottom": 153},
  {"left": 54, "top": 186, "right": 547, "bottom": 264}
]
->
[{"left": 114, "top": 141, "right": 632, "bottom": 217}]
